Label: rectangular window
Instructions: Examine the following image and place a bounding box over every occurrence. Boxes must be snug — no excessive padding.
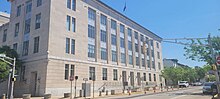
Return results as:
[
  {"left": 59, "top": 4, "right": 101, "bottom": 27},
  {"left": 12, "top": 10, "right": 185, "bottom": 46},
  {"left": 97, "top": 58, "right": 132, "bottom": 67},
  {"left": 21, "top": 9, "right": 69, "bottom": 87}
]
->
[
  {"left": 121, "top": 53, "right": 126, "bottom": 63},
  {"left": 147, "top": 48, "right": 149, "bottom": 56},
  {"left": 67, "top": 15, "right": 71, "bottom": 31},
  {"left": 137, "top": 72, "right": 141, "bottom": 86},
  {"left": 142, "top": 58, "right": 145, "bottom": 67},
  {"left": 70, "top": 65, "right": 74, "bottom": 76},
  {"left": 37, "top": 0, "right": 42, "bottom": 7},
  {"left": 113, "top": 69, "right": 118, "bottom": 81},
  {"left": 140, "top": 34, "right": 144, "bottom": 42},
  {"left": 154, "top": 74, "right": 156, "bottom": 81},
  {"left": 65, "top": 64, "right": 69, "bottom": 80},
  {"left": 112, "top": 50, "right": 117, "bottom": 62},
  {"left": 152, "top": 50, "right": 154, "bottom": 57},
  {"left": 88, "top": 8, "right": 96, "bottom": 20},
  {"left": 26, "top": 1, "right": 32, "bottom": 14},
  {"left": 89, "top": 67, "right": 95, "bottom": 80},
  {"left": 71, "top": 39, "right": 75, "bottom": 54},
  {"left": 16, "top": 5, "right": 21, "bottom": 17},
  {"left": 13, "top": 43, "right": 18, "bottom": 51},
  {"left": 120, "top": 38, "right": 125, "bottom": 48},
  {"left": 3, "top": 29, "right": 7, "bottom": 42},
  {"left": 66, "top": 38, "right": 70, "bottom": 53},
  {"left": 72, "top": 17, "right": 76, "bottom": 32},
  {"left": 156, "top": 42, "right": 159, "bottom": 48},
  {"left": 157, "top": 51, "right": 160, "bottom": 59},
  {"left": 67, "top": 0, "right": 71, "bottom": 9},
  {"left": 147, "top": 60, "right": 150, "bottom": 68},
  {"left": 136, "top": 57, "right": 139, "bottom": 66},
  {"left": 102, "top": 68, "right": 107, "bottom": 80},
  {"left": 152, "top": 61, "right": 155, "bottom": 69},
  {"left": 111, "top": 34, "right": 117, "bottom": 45},
  {"left": 128, "top": 28, "right": 132, "bottom": 37},
  {"left": 135, "top": 44, "right": 139, "bottom": 52},
  {"left": 111, "top": 19, "right": 116, "bottom": 30},
  {"left": 141, "top": 46, "right": 144, "bottom": 54},
  {"left": 120, "top": 24, "right": 124, "bottom": 33},
  {"left": 24, "top": 19, "right": 31, "bottom": 34},
  {"left": 129, "top": 55, "right": 133, "bottom": 65},
  {"left": 100, "top": 30, "right": 107, "bottom": 42},
  {"left": 151, "top": 40, "right": 154, "bottom": 46},
  {"left": 35, "top": 13, "right": 41, "bottom": 29},
  {"left": 158, "top": 62, "right": 161, "bottom": 70},
  {"left": 128, "top": 41, "right": 132, "bottom": 51},
  {"left": 14, "top": 23, "right": 19, "bottom": 37},
  {"left": 88, "top": 25, "right": 95, "bottom": 38},
  {"left": 22, "top": 40, "right": 29, "bottom": 56},
  {"left": 135, "top": 32, "right": 138, "bottom": 39},
  {"left": 88, "top": 44, "right": 95, "bottom": 58},
  {"left": 149, "top": 73, "right": 152, "bottom": 81},
  {"left": 33, "top": 36, "right": 40, "bottom": 53},
  {"left": 145, "top": 37, "right": 149, "bottom": 44},
  {"left": 143, "top": 73, "right": 146, "bottom": 81},
  {"left": 72, "top": 0, "right": 76, "bottom": 11},
  {"left": 100, "top": 14, "right": 107, "bottom": 26},
  {"left": 101, "top": 48, "right": 107, "bottom": 60}
]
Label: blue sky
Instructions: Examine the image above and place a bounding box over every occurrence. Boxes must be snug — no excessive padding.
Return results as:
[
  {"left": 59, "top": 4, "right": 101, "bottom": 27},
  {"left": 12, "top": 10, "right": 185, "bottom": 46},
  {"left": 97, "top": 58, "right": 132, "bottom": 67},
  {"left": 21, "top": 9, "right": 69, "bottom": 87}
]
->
[{"left": 1, "top": 0, "right": 220, "bottom": 66}]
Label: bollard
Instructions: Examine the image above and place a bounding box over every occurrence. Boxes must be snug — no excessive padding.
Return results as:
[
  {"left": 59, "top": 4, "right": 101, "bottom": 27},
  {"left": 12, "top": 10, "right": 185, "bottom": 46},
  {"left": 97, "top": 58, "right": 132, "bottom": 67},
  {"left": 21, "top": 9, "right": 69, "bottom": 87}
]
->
[
  {"left": 99, "top": 91, "right": 102, "bottom": 96},
  {"left": 106, "top": 90, "right": 108, "bottom": 95},
  {"left": 153, "top": 87, "right": 156, "bottom": 93},
  {"left": 128, "top": 89, "right": 131, "bottom": 95},
  {"left": 2, "top": 94, "right": 5, "bottom": 99}
]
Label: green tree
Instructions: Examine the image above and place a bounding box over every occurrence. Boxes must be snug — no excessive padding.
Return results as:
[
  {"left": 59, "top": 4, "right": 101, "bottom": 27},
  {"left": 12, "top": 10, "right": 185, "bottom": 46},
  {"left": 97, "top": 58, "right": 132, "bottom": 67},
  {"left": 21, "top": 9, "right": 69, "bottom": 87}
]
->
[
  {"left": 184, "top": 36, "right": 220, "bottom": 65},
  {"left": 0, "top": 46, "right": 22, "bottom": 81}
]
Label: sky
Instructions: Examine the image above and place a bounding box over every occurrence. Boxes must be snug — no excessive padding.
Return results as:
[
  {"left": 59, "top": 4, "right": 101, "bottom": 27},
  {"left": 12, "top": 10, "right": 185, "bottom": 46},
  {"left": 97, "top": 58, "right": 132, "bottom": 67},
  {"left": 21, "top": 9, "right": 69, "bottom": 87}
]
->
[{"left": 0, "top": 0, "right": 220, "bottom": 67}]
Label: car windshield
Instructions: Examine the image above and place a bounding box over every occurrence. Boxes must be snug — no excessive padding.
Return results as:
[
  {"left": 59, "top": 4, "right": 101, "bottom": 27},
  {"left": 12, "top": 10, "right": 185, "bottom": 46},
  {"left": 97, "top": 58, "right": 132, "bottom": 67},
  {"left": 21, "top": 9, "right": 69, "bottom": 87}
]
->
[
  {"left": 180, "top": 81, "right": 187, "bottom": 83},
  {"left": 204, "top": 82, "right": 214, "bottom": 86}
]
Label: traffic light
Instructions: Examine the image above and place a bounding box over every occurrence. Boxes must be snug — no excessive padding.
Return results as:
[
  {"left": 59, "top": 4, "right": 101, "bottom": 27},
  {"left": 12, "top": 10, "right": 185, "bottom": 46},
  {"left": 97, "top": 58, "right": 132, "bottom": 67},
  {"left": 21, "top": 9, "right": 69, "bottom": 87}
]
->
[{"left": 212, "top": 64, "right": 217, "bottom": 71}]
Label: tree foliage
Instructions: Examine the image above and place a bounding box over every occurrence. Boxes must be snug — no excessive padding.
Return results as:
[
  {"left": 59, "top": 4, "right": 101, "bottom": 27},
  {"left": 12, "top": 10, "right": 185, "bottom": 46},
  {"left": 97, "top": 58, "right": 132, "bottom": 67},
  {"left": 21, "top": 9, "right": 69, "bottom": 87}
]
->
[
  {"left": 184, "top": 36, "right": 220, "bottom": 65},
  {"left": 0, "top": 46, "right": 22, "bottom": 81},
  {"left": 161, "top": 66, "right": 206, "bottom": 85}
]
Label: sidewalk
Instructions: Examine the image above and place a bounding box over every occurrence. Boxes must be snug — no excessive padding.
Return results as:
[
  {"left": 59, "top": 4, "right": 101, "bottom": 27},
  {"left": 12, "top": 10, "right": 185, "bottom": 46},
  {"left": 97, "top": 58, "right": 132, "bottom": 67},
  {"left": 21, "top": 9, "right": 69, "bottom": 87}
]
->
[{"left": 14, "top": 87, "right": 190, "bottom": 99}]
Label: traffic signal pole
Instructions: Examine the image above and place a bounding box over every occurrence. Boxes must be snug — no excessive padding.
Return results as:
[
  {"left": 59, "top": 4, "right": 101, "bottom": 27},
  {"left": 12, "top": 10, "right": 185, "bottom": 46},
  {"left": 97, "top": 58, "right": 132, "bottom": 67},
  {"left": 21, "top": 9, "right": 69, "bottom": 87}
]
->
[{"left": 208, "top": 34, "right": 220, "bottom": 99}]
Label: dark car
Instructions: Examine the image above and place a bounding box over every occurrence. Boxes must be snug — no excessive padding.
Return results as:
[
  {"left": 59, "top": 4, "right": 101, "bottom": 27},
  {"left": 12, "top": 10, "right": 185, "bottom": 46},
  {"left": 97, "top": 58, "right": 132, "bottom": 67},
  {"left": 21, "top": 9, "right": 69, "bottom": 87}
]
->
[{"left": 203, "top": 82, "right": 217, "bottom": 94}]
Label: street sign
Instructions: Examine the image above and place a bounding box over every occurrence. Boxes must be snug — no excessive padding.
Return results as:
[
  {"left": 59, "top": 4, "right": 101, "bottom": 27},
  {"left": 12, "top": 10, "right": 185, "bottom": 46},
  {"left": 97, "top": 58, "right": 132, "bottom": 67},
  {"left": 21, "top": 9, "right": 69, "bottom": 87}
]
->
[
  {"left": 217, "top": 56, "right": 220, "bottom": 65},
  {"left": 70, "top": 76, "right": 74, "bottom": 81}
]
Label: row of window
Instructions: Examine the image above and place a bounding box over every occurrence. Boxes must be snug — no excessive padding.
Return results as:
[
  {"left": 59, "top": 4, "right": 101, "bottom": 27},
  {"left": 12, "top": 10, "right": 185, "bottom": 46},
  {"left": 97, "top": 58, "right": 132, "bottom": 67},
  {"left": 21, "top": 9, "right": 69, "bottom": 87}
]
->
[
  {"left": 22, "top": 36, "right": 40, "bottom": 56},
  {"left": 2, "top": 13, "right": 41, "bottom": 43},
  {"left": 64, "top": 65, "right": 159, "bottom": 82},
  {"left": 16, "top": 0, "right": 42, "bottom": 17}
]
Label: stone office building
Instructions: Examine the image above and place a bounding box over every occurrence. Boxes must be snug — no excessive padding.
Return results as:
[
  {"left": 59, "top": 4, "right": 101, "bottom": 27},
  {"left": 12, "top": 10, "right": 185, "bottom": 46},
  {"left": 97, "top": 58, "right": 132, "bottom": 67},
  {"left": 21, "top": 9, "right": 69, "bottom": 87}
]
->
[{"left": 0, "top": 0, "right": 164, "bottom": 97}]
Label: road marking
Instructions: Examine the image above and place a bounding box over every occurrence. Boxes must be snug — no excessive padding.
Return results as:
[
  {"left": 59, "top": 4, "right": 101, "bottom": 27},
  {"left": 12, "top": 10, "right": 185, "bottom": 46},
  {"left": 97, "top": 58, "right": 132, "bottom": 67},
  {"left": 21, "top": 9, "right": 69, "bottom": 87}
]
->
[{"left": 170, "top": 95, "right": 187, "bottom": 99}]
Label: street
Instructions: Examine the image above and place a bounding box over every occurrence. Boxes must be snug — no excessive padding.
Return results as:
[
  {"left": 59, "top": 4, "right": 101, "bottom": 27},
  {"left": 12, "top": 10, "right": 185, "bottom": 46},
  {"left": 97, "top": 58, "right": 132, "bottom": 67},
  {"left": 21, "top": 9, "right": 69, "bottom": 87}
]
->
[{"left": 99, "top": 86, "right": 212, "bottom": 99}]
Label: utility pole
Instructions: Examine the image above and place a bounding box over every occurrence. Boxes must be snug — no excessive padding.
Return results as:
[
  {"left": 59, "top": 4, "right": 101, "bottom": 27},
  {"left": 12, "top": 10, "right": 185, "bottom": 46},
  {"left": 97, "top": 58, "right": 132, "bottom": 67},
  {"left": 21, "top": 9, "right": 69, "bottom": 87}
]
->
[
  {"left": 208, "top": 34, "right": 220, "bottom": 99},
  {"left": 10, "top": 58, "right": 16, "bottom": 99}
]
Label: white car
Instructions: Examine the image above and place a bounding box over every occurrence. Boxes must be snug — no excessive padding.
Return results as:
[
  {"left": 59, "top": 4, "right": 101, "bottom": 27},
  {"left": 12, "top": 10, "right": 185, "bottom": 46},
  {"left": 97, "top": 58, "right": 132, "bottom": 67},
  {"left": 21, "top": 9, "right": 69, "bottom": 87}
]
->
[{"left": 178, "top": 81, "right": 189, "bottom": 87}]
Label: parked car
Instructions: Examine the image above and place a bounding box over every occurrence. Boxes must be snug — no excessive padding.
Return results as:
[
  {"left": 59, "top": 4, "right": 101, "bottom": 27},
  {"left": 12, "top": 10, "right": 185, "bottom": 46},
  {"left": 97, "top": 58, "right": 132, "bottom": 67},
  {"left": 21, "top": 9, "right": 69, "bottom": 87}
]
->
[
  {"left": 203, "top": 82, "right": 217, "bottom": 94},
  {"left": 192, "top": 82, "right": 203, "bottom": 86},
  {"left": 178, "top": 81, "right": 189, "bottom": 87}
]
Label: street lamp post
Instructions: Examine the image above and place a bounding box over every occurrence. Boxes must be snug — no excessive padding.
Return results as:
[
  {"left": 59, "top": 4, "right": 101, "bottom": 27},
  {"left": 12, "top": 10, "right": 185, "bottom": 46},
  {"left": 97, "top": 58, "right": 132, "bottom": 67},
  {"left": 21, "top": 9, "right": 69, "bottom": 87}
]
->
[{"left": 0, "top": 54, "right": 16, "bottom": 99}]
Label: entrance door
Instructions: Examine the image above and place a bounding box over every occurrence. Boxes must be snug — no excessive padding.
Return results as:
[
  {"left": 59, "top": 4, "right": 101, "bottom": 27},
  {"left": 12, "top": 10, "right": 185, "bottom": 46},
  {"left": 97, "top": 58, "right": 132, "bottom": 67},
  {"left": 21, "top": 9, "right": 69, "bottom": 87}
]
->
[
  {"left": 30, "top": 72, "right": 37, "bottom": 96},
  {"left": 122, "top": 71, "right": 127, "bottom": 90},
  {"left": 130, "top": 72, "right": 134, "bottom": 88}
]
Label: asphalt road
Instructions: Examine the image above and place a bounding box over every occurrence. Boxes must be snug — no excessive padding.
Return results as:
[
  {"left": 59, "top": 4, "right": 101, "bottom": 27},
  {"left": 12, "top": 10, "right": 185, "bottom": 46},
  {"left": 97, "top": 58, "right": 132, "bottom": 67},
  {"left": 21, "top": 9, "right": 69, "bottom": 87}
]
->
[{"left": 100, "top": 86, "right": 212, "bottom": 99}]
